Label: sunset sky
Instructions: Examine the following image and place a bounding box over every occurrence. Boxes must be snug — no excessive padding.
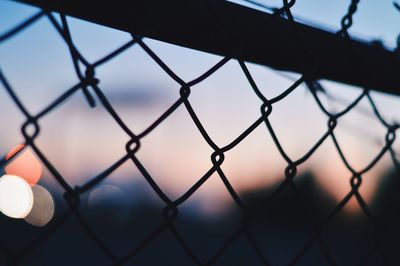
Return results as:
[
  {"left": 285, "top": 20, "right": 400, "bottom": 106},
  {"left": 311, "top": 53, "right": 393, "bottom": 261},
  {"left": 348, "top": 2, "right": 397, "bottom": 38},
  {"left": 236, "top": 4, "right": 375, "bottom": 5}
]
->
[{"left": 1, "top": 0, "right": 400, "bottom": 217}]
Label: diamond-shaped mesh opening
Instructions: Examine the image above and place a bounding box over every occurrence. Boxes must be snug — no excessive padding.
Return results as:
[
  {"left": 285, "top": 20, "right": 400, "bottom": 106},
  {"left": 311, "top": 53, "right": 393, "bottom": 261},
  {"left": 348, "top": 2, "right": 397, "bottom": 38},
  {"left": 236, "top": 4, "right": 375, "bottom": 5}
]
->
[
  {"left": 170, "top": 172, "right": 242, "bottom": 260},
  {"left": 189, "top": 59, "right": 263, "bottom": 146}
]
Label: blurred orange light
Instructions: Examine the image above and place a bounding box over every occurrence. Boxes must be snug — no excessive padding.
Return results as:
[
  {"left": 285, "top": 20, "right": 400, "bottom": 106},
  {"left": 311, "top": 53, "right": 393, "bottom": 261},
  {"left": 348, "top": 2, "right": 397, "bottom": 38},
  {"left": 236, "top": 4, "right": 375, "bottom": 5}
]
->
[{"left": 5, "top": 144, "right": 42, "bottom": 185}]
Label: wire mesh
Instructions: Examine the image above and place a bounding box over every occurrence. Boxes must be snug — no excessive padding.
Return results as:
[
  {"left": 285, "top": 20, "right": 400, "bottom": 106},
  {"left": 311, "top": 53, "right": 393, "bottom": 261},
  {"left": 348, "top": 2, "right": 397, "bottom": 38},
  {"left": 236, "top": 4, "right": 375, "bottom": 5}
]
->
[{"left": 1, "top": 0, "right": 400, "bottom": 265}]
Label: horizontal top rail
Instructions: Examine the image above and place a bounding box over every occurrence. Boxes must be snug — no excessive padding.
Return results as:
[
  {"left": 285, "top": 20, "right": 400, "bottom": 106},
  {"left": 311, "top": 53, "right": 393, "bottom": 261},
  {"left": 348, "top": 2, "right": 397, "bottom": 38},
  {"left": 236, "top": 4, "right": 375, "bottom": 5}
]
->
[{"left": 19, "top": 0, "right": 400, "bottom": 95}]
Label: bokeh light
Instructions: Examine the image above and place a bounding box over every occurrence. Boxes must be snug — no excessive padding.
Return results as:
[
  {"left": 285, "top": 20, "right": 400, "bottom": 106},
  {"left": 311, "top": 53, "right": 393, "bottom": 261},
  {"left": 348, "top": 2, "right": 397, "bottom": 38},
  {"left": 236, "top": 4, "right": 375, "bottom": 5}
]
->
[
  {"left": 24, "top": 185, "right": 55, "bottom": 227},
  {"left": 5, "top": 144, "right": 42, "bottom": 185},
  {"left": 0, "top": 175, "right": 34, "bottom": 219},
  {"left": 88, "top": 184, "right": 132, "bottom": 228}
]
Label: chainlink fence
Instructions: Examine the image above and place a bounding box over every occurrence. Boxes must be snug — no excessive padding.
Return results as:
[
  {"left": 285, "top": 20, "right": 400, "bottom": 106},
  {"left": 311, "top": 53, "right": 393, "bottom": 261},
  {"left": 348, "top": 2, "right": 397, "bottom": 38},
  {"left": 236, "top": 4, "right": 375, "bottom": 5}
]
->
[{"left": 1, "top": 0, "right": 400, "bottom": 265}]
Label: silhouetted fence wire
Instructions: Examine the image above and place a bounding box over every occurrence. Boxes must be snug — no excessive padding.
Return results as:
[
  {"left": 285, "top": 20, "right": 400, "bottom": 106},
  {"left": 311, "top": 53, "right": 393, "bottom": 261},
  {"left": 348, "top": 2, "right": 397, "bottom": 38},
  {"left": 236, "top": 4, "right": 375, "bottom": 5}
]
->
[{"left": 1, "top": 0, "right": 400, "bottom": 265}]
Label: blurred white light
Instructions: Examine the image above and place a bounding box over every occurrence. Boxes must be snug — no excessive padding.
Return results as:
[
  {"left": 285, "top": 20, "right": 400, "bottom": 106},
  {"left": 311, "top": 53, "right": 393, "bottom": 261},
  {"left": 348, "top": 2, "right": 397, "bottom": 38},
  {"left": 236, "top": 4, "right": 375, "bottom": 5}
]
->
[
  {"left": 0, "top": 175, "right": 33, "bottom": 219},
  {"left": 24, "top": 185, "right": 55, "bottom": 227}
]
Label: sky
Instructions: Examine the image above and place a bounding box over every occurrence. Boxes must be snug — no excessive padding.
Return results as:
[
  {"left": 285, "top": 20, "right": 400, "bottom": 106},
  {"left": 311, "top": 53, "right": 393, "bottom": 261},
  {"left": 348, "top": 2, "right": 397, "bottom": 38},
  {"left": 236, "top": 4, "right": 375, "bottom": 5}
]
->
[{"left": 1, "top": 0, "right": 400, "bottom": 217}]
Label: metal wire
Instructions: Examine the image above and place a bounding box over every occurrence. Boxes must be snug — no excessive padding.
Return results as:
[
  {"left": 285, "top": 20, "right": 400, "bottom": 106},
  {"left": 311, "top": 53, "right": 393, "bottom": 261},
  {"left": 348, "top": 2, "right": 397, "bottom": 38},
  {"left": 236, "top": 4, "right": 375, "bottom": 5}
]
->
[{"left": 0, "top": 1, "right": 400, "bottom": 265}]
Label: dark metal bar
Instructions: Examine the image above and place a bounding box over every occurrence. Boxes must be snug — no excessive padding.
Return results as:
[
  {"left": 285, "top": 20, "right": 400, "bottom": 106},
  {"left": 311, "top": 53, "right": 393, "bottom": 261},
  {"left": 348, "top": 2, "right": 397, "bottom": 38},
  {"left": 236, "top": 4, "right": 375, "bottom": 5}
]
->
[{"left": 18, "top": 0, "right": 400, "bottom": 95}]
